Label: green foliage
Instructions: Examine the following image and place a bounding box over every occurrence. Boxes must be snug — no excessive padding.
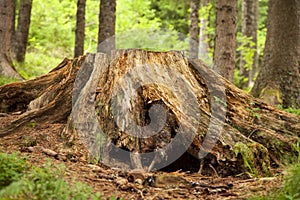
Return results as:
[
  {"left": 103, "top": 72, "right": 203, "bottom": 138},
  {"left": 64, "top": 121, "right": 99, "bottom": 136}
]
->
[
  {"left": 116, "top": 0, "right": 188, "bottom": 51},
  {"left": 14, "top": 0, "right": 268, "bottom": 83},
  {"left": 234, "top": 69, "right": 249, "bottom": 91},
  {"left": 246, "top": 107, "right": 261, "bottom": 120},
  {"left": 250, "top": 140, "right": 300, "bottom": 200},
  {"left": 19, "top": 0, "right": 192, "bottom": 80},
  {"left": 237, "top": 34, "right": 256, "bottom": 71},
  {"left": 292, "top": 141, "right": 300, "bottom": 163},
  {"left": 0, "top": 76, "right": 20, "bottom": 86},
  {"left": 235, "top": 0, "right": 268, "bottom": 91},
  {"left": 29, "top": 0, "right": 76, "bottom": 55},
  {"left": 277, "top": 105, "right": 300, "bottom": 116},
  {"left": 235, "top": 34, "right": 256, "bottom": 89},
  {"left": 250, "top": 163, "right": 300, "bottom": 200},
  {"left": 234, "top": 142, "right": 258, "bottom": 177},
  {"left": 257, "top": 0, "right": 268, "bottom": 64},
  {"left": 14, "top": 0, "right": 77, "bottom": 79},
  {"left": 0, "top": 152, "right": 29, "bottom": 189},
  {"left": 0, "top": 153, "right": 101, "bottom": 200},
  {"left": 198, "top": 2, "right": 215, "bottom": 61},
  {"left": 14, "top": 52, "right": 61, "bottom": 79},
  {"left": 282, "top": 163, "right": 300, "bottom": 200},
  {"left": 84, "top": 0, "right": 99, "bottom": 53},
  {"left": 117, "top": 0, "right": 160, "bottom": 32},
  {"left": 116, "top": 28, "right": 188, "bottom": 52},
  {"left": 149, "top": 0, "right": 189, "bottom": 34}
]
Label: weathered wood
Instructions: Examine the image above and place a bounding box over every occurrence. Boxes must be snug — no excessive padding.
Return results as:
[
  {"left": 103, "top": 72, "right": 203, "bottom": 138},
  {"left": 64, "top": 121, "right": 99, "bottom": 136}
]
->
[
  {"left": 0, "top": 56, "right": 85, "bottom": 137},
  {"left": 0, "top": 49, "right": 299, "bottom": 177},
  {"left": 0, "top": 58, "right": 69, "bottom": 113}
]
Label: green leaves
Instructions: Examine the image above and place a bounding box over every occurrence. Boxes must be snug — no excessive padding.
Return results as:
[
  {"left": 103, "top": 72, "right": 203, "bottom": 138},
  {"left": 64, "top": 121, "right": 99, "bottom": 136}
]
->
[
  {"left": 0, "top": 152, "right": 28, "bottom": 189},
  {"left": 0, "top": 153, "right": 101, "bottom": 199}
]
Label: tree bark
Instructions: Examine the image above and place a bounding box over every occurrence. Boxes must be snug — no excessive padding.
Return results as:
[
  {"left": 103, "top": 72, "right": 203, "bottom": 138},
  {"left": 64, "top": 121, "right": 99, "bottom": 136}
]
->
[
  {"left": 239, "top": 0, "right": 258, "bottom": 89},
  {"left": 74, "top": 0, "right": 86, "bottom": 58},
  {"left": 0, "top": 0, "right": 23, "bottom": 79},
  {"left": 0, "top": 50, "right": 299, "bottom": 178},
  {"left": 213, "top": 0, "right": 238, "bottom": 83},
  {"left": 206, "top": 0, "right": 215, "bottom": 51},
  {"left": 198, "top": 0, "right": 210, "bottom": 63},
  {"left": 97, "top": 0, "right": 116, "bottom": 54},
  {"left": 11, "top": 0, "right": 16, "bottom": 46},
  {"left": 12, "top": 0, "right": 33, "bottom": 63},
  {"left": 251, "top": 0, "right": 300, "bottom": 108},
  {"left": 189, "top": 0, "right": 200, "bottom": 58}
]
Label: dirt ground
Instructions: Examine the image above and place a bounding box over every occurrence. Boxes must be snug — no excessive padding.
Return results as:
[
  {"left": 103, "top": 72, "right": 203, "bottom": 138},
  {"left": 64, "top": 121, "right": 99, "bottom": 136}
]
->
[{"left": 0, "top": 114, "right": 283, "bottom": 200}]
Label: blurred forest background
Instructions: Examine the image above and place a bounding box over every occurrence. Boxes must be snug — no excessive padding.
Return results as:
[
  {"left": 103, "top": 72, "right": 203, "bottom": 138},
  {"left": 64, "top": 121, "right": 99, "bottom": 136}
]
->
[
  {"left": 0, "top": 0, "right": 299, "bottom": 110},
  {"left": 1, "top": 0, "right": 267, "bottom": 83}
]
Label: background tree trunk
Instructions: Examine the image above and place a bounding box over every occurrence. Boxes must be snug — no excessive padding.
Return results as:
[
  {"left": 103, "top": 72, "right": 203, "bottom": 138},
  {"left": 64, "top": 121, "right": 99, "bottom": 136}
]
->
[
  {"left": 0, "top": 0, "right": 23, "bottom": 79},
  {"left": 213, "top": 0, "right": 238, "bottom": 83},
  {"left": 198, "top": 0, "right": 210, "bottom": 63},
  {"left": 97, "top": 0, "right": 116, "bottom": 54},
  {"left": 189, "top": 0, "right": 200, "bottom": 58},
  {"left": 74, "top": 0, "right": 86, "bottom": 58},
  {"left": 251, "top": 0, "right": 300, "bottom": 108},
  {"left": 207, "top": 0, "right": 216, "bottom": 52},
  {"left": 0, "top": 50, "right": 299, "bottom": 178},
  {"left": 12, "top": 0, "right": 33, "bottom": 63},
  {"left": 11, "top": 0, "right": 16, "bottom": 46},
  {"left": 239, "top": 0, "right": 258, "bottom": 89}
]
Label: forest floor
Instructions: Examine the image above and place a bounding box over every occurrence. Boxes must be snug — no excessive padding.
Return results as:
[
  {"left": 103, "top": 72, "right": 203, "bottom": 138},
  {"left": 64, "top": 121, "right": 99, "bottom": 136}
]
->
[{"left": 0, "top": 114, "right": 283, "bottom": 200}]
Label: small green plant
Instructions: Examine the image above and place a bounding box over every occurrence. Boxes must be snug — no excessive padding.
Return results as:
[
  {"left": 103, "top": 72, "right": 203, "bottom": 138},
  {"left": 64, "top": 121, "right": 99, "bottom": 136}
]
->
[
  {"left": 292, "top": 141, "right": 300, "bottom": 163},
  {"left": 283, "top": 162, "right": 300, "bottom": 200},
  {"left": 27, "top": 121, "right": 39, "bottom": 129},
  {"left": 234, "top": 142, "right": 258, "bottom": 177},
  {"left": 0, "top": 153, "right": 101, "bottom": 200},
  {"left": 250, "top": 160, "right": 300, "bottom": 200},
  {"left": 0, "top": 152, "right": 29, "bottom": 189},
  {"left": 21, "top": 136, "right": 38, "bottom": 147},
  {"left": 277, "top": 105, "right": 300, "bottom": 116},
  {"left": 246, "top": 107, "right": 261, "bottom": 120}
]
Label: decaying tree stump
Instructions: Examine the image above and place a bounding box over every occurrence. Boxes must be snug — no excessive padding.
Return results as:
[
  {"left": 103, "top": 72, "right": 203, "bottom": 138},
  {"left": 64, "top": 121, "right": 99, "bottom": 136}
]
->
[{"left": 0, "top": 49, "right": 299, "bottom": 177}]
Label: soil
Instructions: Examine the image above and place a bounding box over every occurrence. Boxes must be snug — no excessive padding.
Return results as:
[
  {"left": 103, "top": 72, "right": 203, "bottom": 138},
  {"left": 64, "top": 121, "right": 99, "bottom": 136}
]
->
[{"left": 0, "top": 114, "right": 283, "bottom": 200}]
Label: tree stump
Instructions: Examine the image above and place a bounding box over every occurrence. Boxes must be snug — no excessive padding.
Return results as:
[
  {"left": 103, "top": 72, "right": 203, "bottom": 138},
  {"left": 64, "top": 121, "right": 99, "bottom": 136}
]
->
[{"left": 0, "top": 49, "right": 299, "bottom": 177}]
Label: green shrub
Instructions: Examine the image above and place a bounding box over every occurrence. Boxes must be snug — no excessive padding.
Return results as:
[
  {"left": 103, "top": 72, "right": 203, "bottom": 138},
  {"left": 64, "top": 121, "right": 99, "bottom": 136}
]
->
[
  {"left": 0, "top": 152, "right": 29, "bottom": 189},
  {"left": 277, "top": 105, "right": 300, "bottom": 116},
  {"left": 14, "top": 51, "right": 63, "bottom": 80},
  {"left": 0, "top": 153, "right": 100, "bottom": 200},
  {"left": 0, "top": 76, "right": 20, "bottom": 86},
  {"left": 250, "top": 162, "right": 300, "bottom": 200},
  {"left": 283, "top": 162, "right": 300, "bottom": 200},
  {"left": 0, "top": 162, "right": 100, "bottom": 199}
]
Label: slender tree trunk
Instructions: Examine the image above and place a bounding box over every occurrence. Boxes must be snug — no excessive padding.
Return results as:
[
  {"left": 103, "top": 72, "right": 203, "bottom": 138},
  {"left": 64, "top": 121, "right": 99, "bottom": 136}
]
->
[
  {"left": 74, "top": 0, "right": 86, "bottom": 58},
  {"left": 239, "top": 0, "right": 258, "bottom": 89},
  {"left": 251, "top": 0, "right": 300, "bottom": 108},
  {"left": 11, "top": 0, "right": 16, "bottom": 46},
  {"left": 189, "top": 0, "right": 200, "bottom": 58},
  {"left": 206, "top": 0, "right": 215, "bottom": 51},
  {"left": 248, "top": 0, "right": 258, "bottom": 88},
  {"left": 198, "top": 0, "right": 210, "bottom": 62},
  {"left": 12, "top": 0, "right": 33, "bottom": 63},
  {"left": 97, "top": 0, "right": 116, "bottom": 54},
  {"left": 0, "top": 0, "right": 22, "bottom": 79},
  {"left": 213, "top": 0, "right": 238, "bottom": 83}
]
